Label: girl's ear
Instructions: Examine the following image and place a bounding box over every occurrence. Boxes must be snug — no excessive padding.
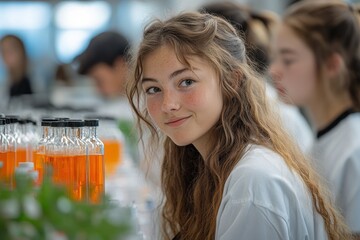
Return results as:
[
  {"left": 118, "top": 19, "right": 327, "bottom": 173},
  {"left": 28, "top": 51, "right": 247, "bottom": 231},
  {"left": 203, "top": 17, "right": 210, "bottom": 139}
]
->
[
  {"left": 325, "top": 53, "right": 344, "bottom": 78},
  {"left": 325, "top": 53, "right": 350, "bottom": 91}
]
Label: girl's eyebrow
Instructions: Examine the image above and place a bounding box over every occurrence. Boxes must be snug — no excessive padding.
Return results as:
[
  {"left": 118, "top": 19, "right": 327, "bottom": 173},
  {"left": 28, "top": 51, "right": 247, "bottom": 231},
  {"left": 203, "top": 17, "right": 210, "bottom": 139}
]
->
[
  {"left": 141, "top": 77, "right": 157, "bottom": 84},
  {"left": 169, "top": 68, "right": 189, "bottom": 79},
  {"left": 280, "top": 48, "right": 296, "bottom": 55},
  {"left": 142, "top": 67, "right": 191, "bottom": 84}
]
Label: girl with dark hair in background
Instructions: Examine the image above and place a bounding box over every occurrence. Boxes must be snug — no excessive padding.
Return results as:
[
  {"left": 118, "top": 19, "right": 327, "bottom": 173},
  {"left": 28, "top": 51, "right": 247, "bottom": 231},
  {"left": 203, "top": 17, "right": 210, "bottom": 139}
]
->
[{"left": 0, "top": 34, "right": 33, "bottom": 98}]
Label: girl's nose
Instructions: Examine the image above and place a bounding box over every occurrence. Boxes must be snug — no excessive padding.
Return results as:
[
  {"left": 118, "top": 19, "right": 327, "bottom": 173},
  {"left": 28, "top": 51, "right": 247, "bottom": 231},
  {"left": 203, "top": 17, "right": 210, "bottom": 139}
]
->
[
  {"left": 269, "top": 62, "right": 282, "bottom": 83},
  {"left": 161, "top": 91, "right": 180, "bottom": 112}
]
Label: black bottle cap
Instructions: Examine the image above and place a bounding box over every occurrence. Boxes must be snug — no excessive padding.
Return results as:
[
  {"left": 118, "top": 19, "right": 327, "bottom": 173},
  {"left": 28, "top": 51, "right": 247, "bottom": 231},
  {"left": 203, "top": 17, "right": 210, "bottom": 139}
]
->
[
  {"left": 51, "top": 121, "right": 67, "bottom": 128},
  {"left": 84, "top": 119, "right": 99, "bottom": 127},
  {"left": 5, "top": 115, "right": 19, "bottom": 123},
  {"left": 66, "top": 119, "right": 85, "bottom": 128},
  {"left": 41, "top": 118, "right": 58, "bottom": 127}
]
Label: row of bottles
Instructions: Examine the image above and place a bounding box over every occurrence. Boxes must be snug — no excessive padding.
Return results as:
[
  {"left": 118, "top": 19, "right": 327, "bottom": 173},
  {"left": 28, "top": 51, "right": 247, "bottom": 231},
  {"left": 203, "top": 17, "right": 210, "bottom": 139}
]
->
[
  {"left": 0, "top": 116, "right": 38, "bottom": 188},
  {"left": 0, "top": 115, "right": 124, "bottom": 204},
  {"left": 40, "top": 119, "right": 103, "bottom": 203}
]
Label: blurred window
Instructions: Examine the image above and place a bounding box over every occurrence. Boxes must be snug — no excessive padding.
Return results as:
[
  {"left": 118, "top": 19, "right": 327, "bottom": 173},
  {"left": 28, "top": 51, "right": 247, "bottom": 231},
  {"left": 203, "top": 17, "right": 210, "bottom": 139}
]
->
[
  {"left": 54, "top": 1, "right": 111, "bottom": 63},
  {"left": 117, "top": 1, "right": 162, "bottom": 44},
  {"left": 0, "top": 2, "right": 51, "bottom": 30},
  {"left": 55, "top": 1, "right": 111, "bottom": 29}
]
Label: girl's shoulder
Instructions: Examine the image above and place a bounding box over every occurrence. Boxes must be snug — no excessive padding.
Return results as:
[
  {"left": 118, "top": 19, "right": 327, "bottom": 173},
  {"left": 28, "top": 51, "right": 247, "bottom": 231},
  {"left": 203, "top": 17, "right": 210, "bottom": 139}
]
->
[
  {"left": 233, "top": 144, "right": 288, "bottom": 178},
  {"left": 223, "top": 144, "right": 310, "bottom": 207},
  {"left": 313, "top": 112, "right": 360, "bottom": 163},
  {"left": 217, "top": 145, "right": 325, "bottom": 240}
]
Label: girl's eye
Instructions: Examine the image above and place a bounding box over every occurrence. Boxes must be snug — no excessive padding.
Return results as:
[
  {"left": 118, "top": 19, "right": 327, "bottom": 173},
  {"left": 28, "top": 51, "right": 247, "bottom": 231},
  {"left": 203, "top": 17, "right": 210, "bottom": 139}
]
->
[
  {"left": 180, "top": 79, "right": 194, "bottom": 87},
  {"left": 282, "top": 58, "right": 294, "bottom": 66},
  {"left": 145, "top": 86, "right": 161, "bottom": 94}
]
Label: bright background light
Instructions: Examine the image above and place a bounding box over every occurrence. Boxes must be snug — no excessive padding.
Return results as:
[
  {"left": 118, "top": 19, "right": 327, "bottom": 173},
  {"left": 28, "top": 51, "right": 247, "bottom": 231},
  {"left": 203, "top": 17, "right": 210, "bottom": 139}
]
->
[
  {"left": 55, "top": 1, "right": 111, "bottom": 29},
  {"left": 0, "top": 2, "right": 51, "bottom": 30}
]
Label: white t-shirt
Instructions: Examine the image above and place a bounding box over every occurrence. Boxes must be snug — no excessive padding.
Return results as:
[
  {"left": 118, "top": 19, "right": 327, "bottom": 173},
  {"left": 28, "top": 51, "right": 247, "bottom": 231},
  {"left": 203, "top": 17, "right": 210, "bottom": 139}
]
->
[
  {"left": 311, "top": 113, "right": 360, "bottom": 233},
  {"left": 216, "top": 145, "right": 327, "bottom": 240}
]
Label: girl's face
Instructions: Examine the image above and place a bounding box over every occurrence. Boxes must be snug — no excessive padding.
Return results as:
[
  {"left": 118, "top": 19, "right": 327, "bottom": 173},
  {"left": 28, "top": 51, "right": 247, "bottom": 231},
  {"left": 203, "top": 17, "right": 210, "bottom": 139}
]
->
[
  {"left": 270, "top": 24, "right": 318, "bottom": 108},
  {"left": 141, "top": 44, "right": 223, "bottom": 157},
  {"left": 89, "top": 59, "right": 127, "bottom": 98},
  {"left": 0, "top": 38, "right": 23, "bottom": 70}
]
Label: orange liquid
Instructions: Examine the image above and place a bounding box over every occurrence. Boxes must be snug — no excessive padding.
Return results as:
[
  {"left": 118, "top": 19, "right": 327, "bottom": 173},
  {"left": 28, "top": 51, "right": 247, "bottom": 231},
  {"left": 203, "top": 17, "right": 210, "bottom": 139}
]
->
[
  {"left": 7, "top": 151, "right": 15, "bottom": 188},
  {"left": 16, "top": 148, "right": 27, "bottom": 165},
  {"left": 0, "top": 151, "right": 15, "bottom": 187},
  {"left": 89, "top": 154, "right": 105, "bottom": 203},
  {"left": 33, "top": 151, "right": 44, "bottom": 185},
  {"left": 46, "top": 154, "right": 87, "bottom": 201},
  {"left": 28, "top": 147, "right": 34, "bottom": 162},
  {"left": 102, "top": 139, "right": 122, "bottom": 177}
]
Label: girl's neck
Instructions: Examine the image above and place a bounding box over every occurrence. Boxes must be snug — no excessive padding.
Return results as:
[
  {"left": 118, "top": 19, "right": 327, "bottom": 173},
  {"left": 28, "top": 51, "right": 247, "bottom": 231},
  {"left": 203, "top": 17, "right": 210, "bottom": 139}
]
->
[
  {"left": 306, "top": 92, "right": 353, "bottom": 131},
  {"left": 193, "top": 135, "right": 212, "bottom": 160}
]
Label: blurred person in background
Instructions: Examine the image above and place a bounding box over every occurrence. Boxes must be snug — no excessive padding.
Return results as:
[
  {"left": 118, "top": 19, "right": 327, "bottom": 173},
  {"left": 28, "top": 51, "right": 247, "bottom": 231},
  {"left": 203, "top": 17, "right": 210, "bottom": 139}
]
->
[
  {"left": 72, "top": 30, "right": 134, "bottom": 121},
  {"left": 199, "top": 1, "right": 313, "bottom": 154},
  {"left": 73, "top": 31, "right": 138, "bottom": 168},
  {"left": 75, "top": 31, "right": 130, "bottom": 99},
  {"left": 270, "top": 1, "right": 360, "bottom": 237},
  {"left": 0, "top": 34, "right": 33, "bottom": 99}
]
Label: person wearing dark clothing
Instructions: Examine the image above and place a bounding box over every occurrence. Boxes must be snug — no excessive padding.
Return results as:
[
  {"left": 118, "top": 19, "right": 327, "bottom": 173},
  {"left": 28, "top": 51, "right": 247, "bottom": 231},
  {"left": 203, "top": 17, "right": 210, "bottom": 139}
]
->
[
  {"left": 9, "top": 75, "right": 32, "bottom": 97},
  {"left": 0, "top": 34, "right": 33, "bottom": 98}
]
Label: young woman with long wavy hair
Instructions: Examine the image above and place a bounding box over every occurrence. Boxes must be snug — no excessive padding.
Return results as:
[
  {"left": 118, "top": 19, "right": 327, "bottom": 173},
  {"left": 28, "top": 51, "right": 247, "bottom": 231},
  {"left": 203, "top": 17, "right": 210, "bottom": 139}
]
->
[{"left": 127, "top": 12, "right": 351, "bottom": 240}]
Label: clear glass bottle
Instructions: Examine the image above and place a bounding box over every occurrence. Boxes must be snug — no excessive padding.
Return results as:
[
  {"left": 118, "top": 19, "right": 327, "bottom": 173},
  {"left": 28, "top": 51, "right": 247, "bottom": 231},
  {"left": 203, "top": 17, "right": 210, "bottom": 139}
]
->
[
  {"left": 0, "top": 118, "right": 11, "bottom": 187},
  {"left": 34, "top": 118, "right": 57, "bottom": 185},
  {"left": 26, "top": 119, "right": 40, "bottom": 163},
  {"left": 65, "top": 119, "right": 87, "bottom": 201},
  {"left": 83, "top": 119, "right": 105, "bottom": 203},
  {"left": 4, "top": 116, "right": 17, "bottom": 188},
  {"left": 45, "top": 120, "right": 68, "bottom": 185},
  {"left": 17, "top": 119, "right": 31, "bottom": 163},
  {"left": 96, "top": 116, "right": 125, "bottom": 178}
]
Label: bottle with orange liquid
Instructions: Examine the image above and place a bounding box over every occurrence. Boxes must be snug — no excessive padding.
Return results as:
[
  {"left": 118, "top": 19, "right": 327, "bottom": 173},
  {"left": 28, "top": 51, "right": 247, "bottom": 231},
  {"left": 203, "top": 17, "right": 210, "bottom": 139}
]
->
[
  {"left": 25, "top": 119, "right": 40, "bottom": 163},
  {"left": 97, "top": 117, "right": 124, "bottom": 178},
  {"left": 65, "top": 120, "right": 87, "bottom": 202},
  {"left": 16, "top": 119, "right": 31, "bottom": 164},
  {"left": 34, "top": 118, "right": 57, "bottom": 185},
  {"left": 45, "top": 120, "right": 68, "bottom": 186},
  {"left": 0, "top": 118, "right": 11, "bottom": 187},
  {"left": 83, "top": 119, "right": 105, "bottom": 203},
  {"left": 3, "top": 117, "right": 17, "bottom": 188}
]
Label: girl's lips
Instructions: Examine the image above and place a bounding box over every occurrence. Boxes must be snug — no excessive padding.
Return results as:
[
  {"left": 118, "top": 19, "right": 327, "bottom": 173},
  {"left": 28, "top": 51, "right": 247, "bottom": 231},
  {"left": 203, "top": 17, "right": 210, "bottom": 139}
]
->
[
  {"left": 165, "top": 116, "right": 191, "bottom": 127},
  {"left": 275, "top": 84, "right": 286, "bottom": 95}
]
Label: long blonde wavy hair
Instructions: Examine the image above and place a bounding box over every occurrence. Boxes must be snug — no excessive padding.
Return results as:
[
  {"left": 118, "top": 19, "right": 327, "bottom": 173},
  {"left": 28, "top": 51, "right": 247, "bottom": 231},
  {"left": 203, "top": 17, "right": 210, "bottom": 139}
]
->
[{"left": 127, "top": 12, "right": 351, "bottom": 240}]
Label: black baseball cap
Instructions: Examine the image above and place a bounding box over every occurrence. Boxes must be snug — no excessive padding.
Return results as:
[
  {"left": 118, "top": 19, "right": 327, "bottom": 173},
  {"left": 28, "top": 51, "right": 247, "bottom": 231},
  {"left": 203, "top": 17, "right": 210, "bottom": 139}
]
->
[{"left": 75, "top": 31, "right": 130, "bottom": 75}]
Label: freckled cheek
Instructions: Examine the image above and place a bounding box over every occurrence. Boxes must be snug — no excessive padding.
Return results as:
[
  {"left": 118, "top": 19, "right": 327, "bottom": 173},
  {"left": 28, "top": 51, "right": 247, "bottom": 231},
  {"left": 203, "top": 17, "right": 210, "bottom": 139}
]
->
[
  {"left": 183, "top": 92, "right": 205, "bottom": 108},
  {"left": 146, "top": 99, "right": 162, "bottom": 122}
]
